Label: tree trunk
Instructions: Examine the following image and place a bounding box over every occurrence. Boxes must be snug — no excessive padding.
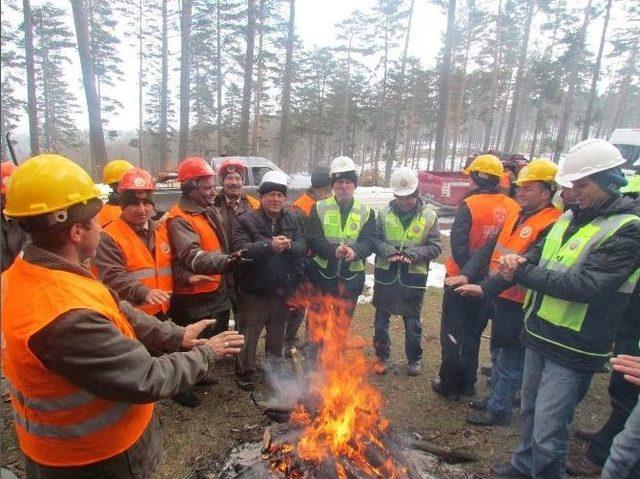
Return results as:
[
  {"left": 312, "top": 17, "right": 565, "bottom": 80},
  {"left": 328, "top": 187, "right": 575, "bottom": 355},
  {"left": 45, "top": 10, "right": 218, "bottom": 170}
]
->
[
  {"left": 611, "top": 31, "right": 640, "bottom": 130},
  {"left": 250, "top": 3, "right": 264, "bottom": 156},
  {"left": 340, "top": 27, "right": 353, "bottom": 155},
  {"left": 178, "top": 0, "right": 192, "bottom": 162},
  {"left": 433, "top": 0, "right": 456, "bottom": 170},
  {"left": 216, "top": 0, "right": 223, "bottom": 155},
  {"left": 70, "top": 0, "right": 106, "bottom": 179},
  {"left": 279, "top": 0, "right": 295, "bottom": 168},
  {"left": 159, "top": 0, "right": 169, "bottom": 169},
  {"left": 502, "top": 0, "right": 534, "bottom": 153},
  {"left": 239, "top": 0, "right": 257, "bottom": 155},
  {"left": 137, "top": 0, "right": 143, "bottom": 166},
  {"left": 553, "top": 0, "right": 593, "bottom": 162},
  {"left": 582, "top": 0, "right": 611, "bottom": 140},
  {"left": 450, "top": 27, "right": 472, "bottom": 164},
  {"left": 385, "top": 0, "right": 414, "bottom": 181},
  {"left": 482, "top": 0, "right": 502, "bottom": 151},
  {"left": 23, "top": 0, "right": 40, "bottom": 156}
]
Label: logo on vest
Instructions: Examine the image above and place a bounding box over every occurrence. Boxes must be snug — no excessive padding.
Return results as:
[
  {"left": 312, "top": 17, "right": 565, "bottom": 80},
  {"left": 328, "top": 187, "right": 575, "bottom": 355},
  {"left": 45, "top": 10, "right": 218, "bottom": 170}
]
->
[
  {"left": 348, "top": 222, "right": 358, "bottom": 231},
  {"left": 568, "top": 239, "right": 580, "bottom": 251},
  {"left": 520, "top": 226, "right": 532, "bottom": 239},
  {"left": 411, "top": 225, "right": 421, "bottom": 234},
  {"left": 160, "top": 242, "right": 170, "bottom": 254},
  {"left": 493, "top": 207, "right": 508, "bottom": 225}
]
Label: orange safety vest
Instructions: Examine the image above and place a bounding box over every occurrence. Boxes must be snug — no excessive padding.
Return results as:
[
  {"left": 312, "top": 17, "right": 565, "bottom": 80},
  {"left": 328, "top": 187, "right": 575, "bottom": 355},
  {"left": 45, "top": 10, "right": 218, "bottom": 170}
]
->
[
  {"left": 291, "top": 192, "right": 315, "bottom": 217},
  {"left": 101, "top": 218, "right": 173, "bottom": 315},
  {"left": 98, "top": 203, "right": 121, "bottom": 228},
  {"left": 245, "top": 194, "right": 260, "bottom": 209},
  {"left": 1, "top": 258, "right": 154, "bottom": 467},
  {"left": 167, "top": 205, "right": 222, "bottom": 295},
  {"left": 445, "top": 193, "right": 520, "bottom": 276},
  {"left": 488, "top": 206, "right": 561, "bottom": 303}
]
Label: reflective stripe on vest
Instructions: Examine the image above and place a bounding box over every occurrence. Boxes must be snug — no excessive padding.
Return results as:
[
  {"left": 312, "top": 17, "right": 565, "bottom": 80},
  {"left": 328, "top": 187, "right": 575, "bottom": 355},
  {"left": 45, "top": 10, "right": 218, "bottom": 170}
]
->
[
  {"left": 445, "top": 193, "right": 520, "bottom": 276},
  {"left": 312, "top": 197, "right": 371, "bottom": 280},
  {"left": 375, "top": 205, "right": 437, "bottom": 276},
  {"left": 488, "top": 206, "right": 561, "bottom": 303},
  {"left": 102, "top": 218, "right": 173, "bottom": 315},
  {"left": 1, "top": 258, "right": 154, "bottom": 466},
  {"left": 524, "top": 211, "right": 640, "bottom": 340},
  {"left": 167, "top": 204, "right": 222, "bottom": 294}
]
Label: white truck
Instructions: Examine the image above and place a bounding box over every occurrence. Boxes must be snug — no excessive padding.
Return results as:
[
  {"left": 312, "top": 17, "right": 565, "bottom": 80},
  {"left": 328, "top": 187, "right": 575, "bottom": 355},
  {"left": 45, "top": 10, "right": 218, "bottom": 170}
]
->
[{"left": 609, "top": 128, "right": 640, "bottom": 174}]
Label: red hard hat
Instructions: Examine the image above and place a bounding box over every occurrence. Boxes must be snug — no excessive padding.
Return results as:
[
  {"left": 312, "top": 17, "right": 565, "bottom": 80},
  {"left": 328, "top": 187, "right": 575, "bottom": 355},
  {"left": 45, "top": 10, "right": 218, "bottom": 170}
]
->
[
  {"left": 177, "top": 156, "right": 215, "bottom": 183},
  {"left": 118, "top": 167, "right": 156, "bottom": 192},
  {"left": 1, "top": 161, "right": 18, "bottom": 194},
  {"left": 218, "top": 159, "right": 248, "bottom": 180}
]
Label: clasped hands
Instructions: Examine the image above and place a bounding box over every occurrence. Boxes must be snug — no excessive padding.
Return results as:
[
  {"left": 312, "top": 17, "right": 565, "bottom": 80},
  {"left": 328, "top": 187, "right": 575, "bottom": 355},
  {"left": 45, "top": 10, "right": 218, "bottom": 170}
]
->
[{"left": 447, "top": 254, "right": 527, "bottom": 298}]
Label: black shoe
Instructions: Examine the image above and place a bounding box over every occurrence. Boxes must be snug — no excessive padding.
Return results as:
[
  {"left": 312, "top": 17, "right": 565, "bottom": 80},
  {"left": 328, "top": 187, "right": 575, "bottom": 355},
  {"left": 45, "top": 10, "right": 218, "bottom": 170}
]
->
[
  {"left": 467, "top": 410, "right": 511, "bottom": 426},
  {"left": 173, "top": 390, "right": 201, "bottom": 408},
  {"left": 197, "top": 376, "right": 219, "bottom": 386},
  {"left": 469, "top": 396, "right": 489, "bottom": 411},
  {"left": 490, "top": 460, "right": 528, "bottom": 478},
  {"left": 235, "top": 375, "right": 255, "bottom": 391},
  {"left": 431, "top": 378, "right": 459, "bottom": 402}
]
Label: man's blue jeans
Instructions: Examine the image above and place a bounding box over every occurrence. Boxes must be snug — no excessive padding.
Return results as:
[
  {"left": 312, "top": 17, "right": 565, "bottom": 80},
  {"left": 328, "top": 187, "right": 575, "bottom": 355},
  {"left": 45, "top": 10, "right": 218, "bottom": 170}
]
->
[
  {"left": 510, "top": 347, "right": 593, "bottom": 479},
  {"left": 373, "top": 308, "right": 422, "bottom": 363},
  {"left": 601, "top": 393, "right": 640, "bottom": 479},
  {"left": 487, "top": 345, "right": 524, "bottom": 417}
]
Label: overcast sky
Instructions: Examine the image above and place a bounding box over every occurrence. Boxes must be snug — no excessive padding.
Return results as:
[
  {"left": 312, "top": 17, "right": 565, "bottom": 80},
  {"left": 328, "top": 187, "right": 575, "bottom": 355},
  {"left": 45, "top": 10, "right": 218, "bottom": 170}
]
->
[{"left": 3, "top": 0, "right": 627, "bottom": 135}]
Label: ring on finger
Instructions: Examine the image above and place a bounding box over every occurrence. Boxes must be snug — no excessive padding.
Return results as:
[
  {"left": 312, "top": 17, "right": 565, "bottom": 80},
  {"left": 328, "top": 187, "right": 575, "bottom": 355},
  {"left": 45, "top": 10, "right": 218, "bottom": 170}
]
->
[{"left": 224, "top": 342, "right": 229, "bottom": 348}]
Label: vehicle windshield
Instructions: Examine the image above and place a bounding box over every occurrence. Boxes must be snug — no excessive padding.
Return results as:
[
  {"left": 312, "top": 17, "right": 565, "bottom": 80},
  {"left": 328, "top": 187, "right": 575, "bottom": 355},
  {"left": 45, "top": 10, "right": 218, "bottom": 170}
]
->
[{"left": 613, "top": 144, "right": 640, "bottom": 173}]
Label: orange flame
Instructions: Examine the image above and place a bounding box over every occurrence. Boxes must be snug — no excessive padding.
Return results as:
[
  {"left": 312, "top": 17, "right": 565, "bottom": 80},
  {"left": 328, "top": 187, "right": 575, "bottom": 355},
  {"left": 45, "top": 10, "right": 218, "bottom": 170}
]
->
[{"left": 272, "top": 286, "right": 407, "bottom": 478}]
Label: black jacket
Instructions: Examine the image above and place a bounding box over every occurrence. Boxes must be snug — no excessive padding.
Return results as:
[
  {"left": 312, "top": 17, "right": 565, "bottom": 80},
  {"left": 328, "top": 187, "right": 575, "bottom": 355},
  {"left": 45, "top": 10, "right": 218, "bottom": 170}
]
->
[
  {"left": 232, "top": 207, "right": 306, "bottom": 298},
  {"left": 516, "top": 195, "right": 640, "bottom": 372},
  {"left": 1, "top": 215, "right": 28, "bottom": 272}
]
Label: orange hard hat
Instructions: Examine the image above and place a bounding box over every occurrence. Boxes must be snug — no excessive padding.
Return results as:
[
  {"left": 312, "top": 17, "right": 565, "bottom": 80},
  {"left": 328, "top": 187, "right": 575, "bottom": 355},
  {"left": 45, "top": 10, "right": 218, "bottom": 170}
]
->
[
  {"left": 118, "top": 167, "right": 156, "bottom": 192},
  {"left": 218, "top": 159, "right": 248, "bottom": 180},
  {"left": 1, "top": 161, "right": 18, "bottom": 194},
  {"left": 177, "top": 156, "right": 215, "bottom": 183}
]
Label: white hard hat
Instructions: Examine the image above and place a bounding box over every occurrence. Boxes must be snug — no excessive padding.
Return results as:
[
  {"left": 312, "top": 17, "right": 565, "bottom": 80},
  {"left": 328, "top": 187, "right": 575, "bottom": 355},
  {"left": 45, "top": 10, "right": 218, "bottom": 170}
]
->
[
  {"left": 330, "top": 156, "right": 357, "bottom": 175},
  {"left": 259, "top": 170, "right": 289, "bottom": 188},
  {"left": 556, "top": 139, "right": 625, "bottom": 185},
  {"left": 390, "top": 166, "right": 419, "bottom": 196}
]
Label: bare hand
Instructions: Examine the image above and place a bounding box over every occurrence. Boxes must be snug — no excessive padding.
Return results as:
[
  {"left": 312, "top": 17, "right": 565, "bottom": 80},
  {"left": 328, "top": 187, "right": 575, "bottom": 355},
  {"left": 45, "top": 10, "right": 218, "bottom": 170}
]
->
[
  {"left": 444, "top": 275, "right": 469, "bottom": 288},
  {"left": 388, "top": 252, "right": 401, "bottom": 263},
  {"left": 455, "top": 284, "right": 483, "bottom": 298},
  {"left": 181, "top": 319, "right": 216, "bottom": 349},
  {"left": 145, "top": 289, "right": 171, "bottom": 305},
  {"left": 271, "top": 236, "right": 290, "bottom": 253},
  {"left": 610, "top": 355, "right": 640, "bottom": 386},
  {"left": 342, "top": 246, "right": 356, "bottom": 262},
  {"left": 188, "top": 274, "right": 214, "bottom": 285},
  {"left": 203, "top": 330, "right": 245, "bottom": 358}
]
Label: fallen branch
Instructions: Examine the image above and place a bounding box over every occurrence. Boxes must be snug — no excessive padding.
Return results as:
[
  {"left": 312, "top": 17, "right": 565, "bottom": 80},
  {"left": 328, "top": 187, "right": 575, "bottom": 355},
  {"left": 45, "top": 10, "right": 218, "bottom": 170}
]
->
[{"left": 409, "top": 439, "right": 478, "bottom": 463}]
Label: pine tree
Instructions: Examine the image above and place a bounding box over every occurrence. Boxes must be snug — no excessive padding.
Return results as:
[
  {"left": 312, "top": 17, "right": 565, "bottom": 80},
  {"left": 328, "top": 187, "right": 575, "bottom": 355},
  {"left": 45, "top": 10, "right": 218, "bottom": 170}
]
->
[{"left": 0, "top": 17, "right": 24, "bottom": 160}]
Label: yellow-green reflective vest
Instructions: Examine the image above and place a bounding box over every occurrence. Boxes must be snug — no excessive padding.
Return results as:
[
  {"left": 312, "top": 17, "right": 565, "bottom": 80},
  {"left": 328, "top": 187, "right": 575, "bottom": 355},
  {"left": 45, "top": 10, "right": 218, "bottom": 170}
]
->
[
  {"left": 312, "top": 197, "right": 371, "bottom": 280},
  {"left": 524, "top": 211, "right": 640, "bottom": 356},
  {"left": 375, "top": 206, "right": 437, "bottom": 277}
]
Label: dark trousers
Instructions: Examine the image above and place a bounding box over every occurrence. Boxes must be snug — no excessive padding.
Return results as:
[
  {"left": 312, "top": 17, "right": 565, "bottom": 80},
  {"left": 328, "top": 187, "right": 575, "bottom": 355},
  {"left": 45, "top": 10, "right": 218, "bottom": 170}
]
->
[
  {"left": 438, "top": 287, "right": 487, "bottom": 394},
  {"left": 284, "top": 308, "right": 305, "bottom": 348},
  {"left": 587, "top": 334, "right": 640, "bottom": 475},
  {"left": 373, "top": 308, "right": 423, "bottom": 363},
  {"left": 235, "top": 290, "right": 288, "bottom": 376}
]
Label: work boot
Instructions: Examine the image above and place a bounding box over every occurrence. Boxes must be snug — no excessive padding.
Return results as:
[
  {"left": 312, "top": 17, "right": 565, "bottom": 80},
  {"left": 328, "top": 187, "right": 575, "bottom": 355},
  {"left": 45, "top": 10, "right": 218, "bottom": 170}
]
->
[
  {"left": 468, "top": 396, "right": 489, "bottom": 411},
  {"left": 490, "top": 460, "right": 529, "bottom": 478},
  {"left": 430, "top": 378, "right": 459, "bottom": 402},
  {"left": 466, "top": 410, "right": 511, "bottom": 427},
  {"left": 407, "top": 361, "right": 422, "bottom": 376},
  {"left": 173, "top": 390, "right": 201, "bottom": 408},
  {"left": 373, "top": 358, "right": 391, "bottom": 375},
  {"left": 235, "top": 373, "right": 255, "bottom": 391},
  {"left": 566, "top": 455, "right": 602, "bottom": 477}
]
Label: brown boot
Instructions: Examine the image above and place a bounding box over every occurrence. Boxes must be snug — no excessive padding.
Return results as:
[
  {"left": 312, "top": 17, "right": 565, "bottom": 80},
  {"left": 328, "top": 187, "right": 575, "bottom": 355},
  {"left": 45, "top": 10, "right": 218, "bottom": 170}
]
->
[{"left": 566, "top": 455, "right": 602, "bottom": 477}]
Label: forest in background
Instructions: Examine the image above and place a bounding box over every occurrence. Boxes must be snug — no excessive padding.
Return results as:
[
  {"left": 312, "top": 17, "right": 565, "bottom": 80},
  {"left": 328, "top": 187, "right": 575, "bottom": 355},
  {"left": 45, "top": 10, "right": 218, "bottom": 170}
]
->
[{"left": 1, "top": 0, "right": 639, "bottom": 183}]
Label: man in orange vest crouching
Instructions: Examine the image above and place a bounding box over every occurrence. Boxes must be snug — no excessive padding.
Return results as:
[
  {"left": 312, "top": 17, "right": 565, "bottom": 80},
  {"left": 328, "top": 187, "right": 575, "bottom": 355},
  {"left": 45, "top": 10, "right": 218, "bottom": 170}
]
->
[
  {"left": 167, "top": 156, "right": 245, "bottom": 407},
  {"left": 94, "top": 167, "right": 172, "bottom": 319},
  {"left": 454, "top": 159, "right": 561, "bottom": 426},
  {"left": 433, "top": 154, "right": 519, "bottom": 401},
  {"left": 1, "top": 154, "right": 244, "bottom": 479}
]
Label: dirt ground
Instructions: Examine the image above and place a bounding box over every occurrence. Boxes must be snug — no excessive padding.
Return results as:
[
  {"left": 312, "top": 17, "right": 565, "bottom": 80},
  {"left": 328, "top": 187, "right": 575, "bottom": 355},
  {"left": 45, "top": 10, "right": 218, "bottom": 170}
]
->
[{"left": 0, "top": 244, "right": 612, "bottom": 478}]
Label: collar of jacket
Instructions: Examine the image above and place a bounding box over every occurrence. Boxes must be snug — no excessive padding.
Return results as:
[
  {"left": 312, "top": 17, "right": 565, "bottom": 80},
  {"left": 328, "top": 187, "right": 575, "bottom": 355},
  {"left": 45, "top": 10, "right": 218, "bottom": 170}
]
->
[
  {"left": 574, "top": 194, "right": 636, "bottom": 225},
  {"left": 178, "top": 194, "right": 210, "bottom": 214},
  {"left": 22, "top": 244, "right": 94, "bottom": 279},
  {"left": 466, "top": 186, "right": 500, "bottom": 198}
]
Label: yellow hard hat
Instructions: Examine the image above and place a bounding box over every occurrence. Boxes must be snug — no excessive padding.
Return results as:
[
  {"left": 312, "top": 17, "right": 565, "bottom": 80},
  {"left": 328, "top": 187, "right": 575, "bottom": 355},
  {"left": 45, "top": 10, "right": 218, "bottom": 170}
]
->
[
  {"left": 515, "top": 158, "right": 558, "bottom": 185},
  {"left": 463, "top": 154, "right": 503, "bottom": 177},
  {"left": 4, "top": 154, "right": 101, "bottom": 218},
  {"left": 102, "top": 159, "right": 135, "bottom": 184}
]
